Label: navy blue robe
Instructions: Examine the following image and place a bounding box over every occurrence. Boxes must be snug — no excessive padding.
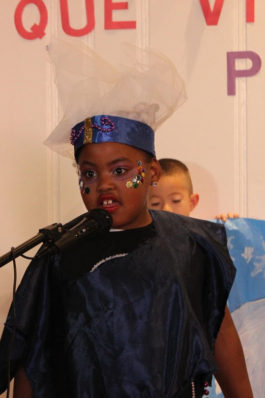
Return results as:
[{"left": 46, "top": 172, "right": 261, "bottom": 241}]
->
[{"left": 0, "top": 211, "right": 235, "bottom": 397}]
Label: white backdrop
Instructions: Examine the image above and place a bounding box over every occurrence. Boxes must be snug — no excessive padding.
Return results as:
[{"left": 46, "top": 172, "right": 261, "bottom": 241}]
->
[{"left": 0, "top": 0, "right": 264, "bottom": 395}]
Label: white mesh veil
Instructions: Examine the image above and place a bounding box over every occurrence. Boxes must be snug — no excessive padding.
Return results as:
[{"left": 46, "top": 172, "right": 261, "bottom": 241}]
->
[{"left": 44, "top": 39, "right": 187, "bottom": 159}]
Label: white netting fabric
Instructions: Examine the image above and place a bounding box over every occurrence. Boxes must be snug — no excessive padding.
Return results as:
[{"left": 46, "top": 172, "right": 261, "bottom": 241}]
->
[{"left": 44, "top": 39, "right": 186, "bottom": 159}]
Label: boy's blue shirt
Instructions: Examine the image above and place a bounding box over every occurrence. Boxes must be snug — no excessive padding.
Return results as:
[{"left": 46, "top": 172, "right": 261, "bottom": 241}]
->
[{"left": 0, "top": 210, "right": 235, "bottom": 398}]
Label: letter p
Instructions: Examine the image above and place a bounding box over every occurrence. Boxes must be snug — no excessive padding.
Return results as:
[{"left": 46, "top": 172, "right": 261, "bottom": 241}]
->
[{"left": 227, "top": 51, "right": 261, "bottom": 95}]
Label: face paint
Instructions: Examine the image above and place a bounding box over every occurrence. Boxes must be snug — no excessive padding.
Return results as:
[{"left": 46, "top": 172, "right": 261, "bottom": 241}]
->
[
  {"left": 126, "top": 161, "right": 145, "bottom": 189},
  {"left": 78, "top": 171, "right": 90, "bottom": 194},
  {"left": 77, "top": 159, "right": 144, "bottom": 194}
]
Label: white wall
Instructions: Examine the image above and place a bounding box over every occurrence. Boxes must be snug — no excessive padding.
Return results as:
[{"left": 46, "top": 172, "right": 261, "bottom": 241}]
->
[{"left": 0, "top": 0, "right": 264, "bottom": 395}]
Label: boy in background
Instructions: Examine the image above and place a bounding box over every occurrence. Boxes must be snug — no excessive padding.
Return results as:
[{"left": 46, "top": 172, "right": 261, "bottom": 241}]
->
[
  {"left": 148, "top": 158, "right": 239, "bottom": 220},
  {"left": 148, "top": 158, "right": 199, "bottom": 216}
]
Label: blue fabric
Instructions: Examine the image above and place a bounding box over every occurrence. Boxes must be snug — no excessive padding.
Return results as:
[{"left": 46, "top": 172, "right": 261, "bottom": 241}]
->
[
  {"left": 71, "top": 115, "right": 155, "bottom": 157},
  {"left": 225, "top": 218, "right": 265, "bottom": 311},
  {"left": 0, "top": 211, "right": 235, "bottom": 398},
  {"left": 208, "top": 218, "right": 265, "bottom": 398}
]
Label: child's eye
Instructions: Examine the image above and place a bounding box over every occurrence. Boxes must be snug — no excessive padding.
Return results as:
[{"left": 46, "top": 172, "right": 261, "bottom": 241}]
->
[
  {"left": 150, "top": 201, "right": 161, "bottom": 207},
  {"left": 172, "top": 199, "right": 181, "bottom": 204},
  {"left": 113, "top": 167, "right": 127, "bottom": 176},
  {"left": 82, "top": 169, "right": 97, "bottom": 179}
]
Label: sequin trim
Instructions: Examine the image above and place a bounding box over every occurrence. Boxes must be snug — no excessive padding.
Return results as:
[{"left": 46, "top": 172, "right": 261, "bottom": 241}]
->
[
  {"left": 70, "top": 125, "right": 84, "bottom": 145},
  {"left": 191, "top": 380, "right": 195, "bottom": 398},
  {"left": 91, "top": 116, "right": 115, "bottom": 132},
  {"left": 90, "top": 253, "right": 128, "bottom": 273}
]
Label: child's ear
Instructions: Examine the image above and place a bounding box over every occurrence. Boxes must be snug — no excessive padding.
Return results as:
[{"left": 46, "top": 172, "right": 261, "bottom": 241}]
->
[
  {"left": 149, "top": 159, "right": 161, "bottom": 185},
  {"left": 190, "top": 193, "right": 200, "bottom": 211}
]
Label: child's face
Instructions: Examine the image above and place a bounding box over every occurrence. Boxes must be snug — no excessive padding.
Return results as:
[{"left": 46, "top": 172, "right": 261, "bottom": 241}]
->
[
  {"left": 148, "top": 173, "right": 199, "bottom": 216},
  {"left": 77, "top": 142, "right": 160, "bottom": 230}
]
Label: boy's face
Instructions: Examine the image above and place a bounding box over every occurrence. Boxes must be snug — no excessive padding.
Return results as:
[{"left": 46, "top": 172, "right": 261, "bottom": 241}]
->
[
  {"left": 77, "top": 142, "right": 160, "bottom": 230},
  {"left": 148, "top": 173, "right": 199, "bottom": 216}
]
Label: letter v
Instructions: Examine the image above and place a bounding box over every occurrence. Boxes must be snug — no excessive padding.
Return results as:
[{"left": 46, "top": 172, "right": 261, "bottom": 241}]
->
[{"left": 199, "top": 0, "right": 224, "bottom": 25}]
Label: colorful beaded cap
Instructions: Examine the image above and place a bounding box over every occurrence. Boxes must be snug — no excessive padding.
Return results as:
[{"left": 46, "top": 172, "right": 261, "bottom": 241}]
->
[{"left": 71, "top": 115, "right": 155, "bottom": 159}]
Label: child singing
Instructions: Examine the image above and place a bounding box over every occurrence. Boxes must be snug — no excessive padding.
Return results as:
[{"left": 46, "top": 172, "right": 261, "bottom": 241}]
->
[{"left": 0, "top": 40, "right": 252, "bottom": 398}]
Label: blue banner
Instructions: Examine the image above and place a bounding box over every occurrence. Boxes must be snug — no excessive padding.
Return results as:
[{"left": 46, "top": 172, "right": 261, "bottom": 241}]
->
[{"left": 208, "top": 218, "right": 265, "bottom": 398}]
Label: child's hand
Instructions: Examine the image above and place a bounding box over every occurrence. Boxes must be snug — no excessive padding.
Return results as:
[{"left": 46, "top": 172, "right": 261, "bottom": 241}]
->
[{"left": 215, "top": 213, "right": 240, "bottom": 222}]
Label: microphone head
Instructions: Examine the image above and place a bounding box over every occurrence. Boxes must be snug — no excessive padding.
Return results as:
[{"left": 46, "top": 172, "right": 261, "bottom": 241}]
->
[
  {"left": 53, "top": 208, "right": 112, "bottom": 252},
  {"left": 37, "top": 209, "right": 113, "bottom": 257},
  {"left": 86, "top": 208, "right": 113, "bottom": 233}
]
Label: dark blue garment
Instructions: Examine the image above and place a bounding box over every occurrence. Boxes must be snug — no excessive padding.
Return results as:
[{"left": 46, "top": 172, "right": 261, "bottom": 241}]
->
[{"left": 0, "top": 211, "right": 235, "bottom": 397}]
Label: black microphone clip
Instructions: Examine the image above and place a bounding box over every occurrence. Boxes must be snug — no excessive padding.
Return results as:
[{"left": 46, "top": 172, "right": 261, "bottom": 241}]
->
[{"left": 39, "top": 208, "right": 112, "bottom": 256}]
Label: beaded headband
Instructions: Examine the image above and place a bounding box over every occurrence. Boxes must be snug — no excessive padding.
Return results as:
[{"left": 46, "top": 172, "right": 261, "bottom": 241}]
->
[{"left": 71, "top": 115, "right": 155, "bottom": 159}]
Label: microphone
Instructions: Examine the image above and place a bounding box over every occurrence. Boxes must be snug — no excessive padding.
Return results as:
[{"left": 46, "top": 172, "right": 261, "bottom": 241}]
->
[
  {"left": 42, "top": 208, "right": 112, "bottom": 255},
  {"left": 0, "top": 209, "right": 112, "bottom": 267}
]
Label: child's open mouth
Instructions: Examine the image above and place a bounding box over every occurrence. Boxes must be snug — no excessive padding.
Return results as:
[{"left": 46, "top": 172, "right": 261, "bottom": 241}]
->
[{"left": 99, "top": 197, "right": 120, "bottom": 213}]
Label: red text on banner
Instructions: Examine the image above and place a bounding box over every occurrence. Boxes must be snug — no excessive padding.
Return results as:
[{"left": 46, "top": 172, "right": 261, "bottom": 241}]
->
[
  {"left": 60, "top": 0, "right": 95, "bottom": 36},
  {"left": 200, "top": 0, "right": 255, "bottom": 25},
  {"left": 199, "top": 0, "right": 224, "bottom": 25},
  {"left": 105, "top": 0, "right": 136, "bottom": 29},
  {"left": 246, "top": 0, "right": 254, "bottom": 22},
  {"left": 14, "top": 0, "right": 47, "bottom": 39},
  {"left": 15, "top": 0, "right": 136, "bottom": 39}
]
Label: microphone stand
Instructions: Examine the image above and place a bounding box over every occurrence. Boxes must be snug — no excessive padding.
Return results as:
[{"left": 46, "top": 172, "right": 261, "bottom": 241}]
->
[
  {"left": 0, "top": 223, "right": 64, "bottom": 268},
  {"left": 0, "top": 209, "right": 112, "bottom": 268}
]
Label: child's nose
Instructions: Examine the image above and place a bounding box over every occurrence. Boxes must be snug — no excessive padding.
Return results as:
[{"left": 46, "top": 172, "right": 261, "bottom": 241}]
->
[
  {"left": 162, "top": 203, "right": 174, "bottom": 213},
  {"left": 97, "top": 173, "right": 114, "bottom": 192}
]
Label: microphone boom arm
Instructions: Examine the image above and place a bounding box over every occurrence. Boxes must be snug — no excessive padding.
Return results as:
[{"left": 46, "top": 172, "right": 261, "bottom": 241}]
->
[
  {"left": 0, "top": 209, "right": 112, "bottom": 268},
  {"left": 0, "top": 223, "right": 64, "bottom": 268}
]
